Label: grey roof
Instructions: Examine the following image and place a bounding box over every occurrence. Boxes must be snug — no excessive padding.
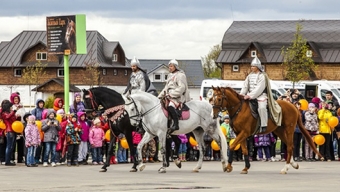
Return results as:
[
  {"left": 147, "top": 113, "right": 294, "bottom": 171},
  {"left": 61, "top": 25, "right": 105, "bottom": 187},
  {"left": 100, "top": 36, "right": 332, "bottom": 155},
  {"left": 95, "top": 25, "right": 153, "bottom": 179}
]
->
[
  {"left": 0, "top": 41, "right": 9, "bottom": 51},
  {"left": 31, "top": 78, "right": 81, "bottom": 92},
  {"left": 218, "top": 20, "right": 340, "bottom": 64},
  {"left": 138, "top": 59, "right": 204, "bottom": 87},
  {"left": 0, "top": 30, "right": 128, "bottom": 68}
]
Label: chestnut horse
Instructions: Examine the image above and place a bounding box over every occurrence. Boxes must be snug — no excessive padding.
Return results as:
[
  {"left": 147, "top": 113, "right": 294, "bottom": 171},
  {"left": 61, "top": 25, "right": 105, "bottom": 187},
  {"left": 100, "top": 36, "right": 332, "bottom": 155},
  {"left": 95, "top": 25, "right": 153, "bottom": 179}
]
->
[
  {"left": 65, "top": 18, "right": 76, "bottom": 53},
  {"left": 211, "top": 87, "right": 323, "bottom": 174}
]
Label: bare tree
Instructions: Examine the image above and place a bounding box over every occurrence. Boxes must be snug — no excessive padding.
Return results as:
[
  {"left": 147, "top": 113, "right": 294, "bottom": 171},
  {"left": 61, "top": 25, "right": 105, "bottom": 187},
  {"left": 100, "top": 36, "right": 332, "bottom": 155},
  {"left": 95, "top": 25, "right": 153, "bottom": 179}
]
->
[
  {"left": 201, "top": 44, "right": 222, "bottom": 78},
  {"left": 281, "top": 23, "right": 317, "bottom": 86},
  {"left": 83, "top": 44, "right": 103, "bottom": 87}
]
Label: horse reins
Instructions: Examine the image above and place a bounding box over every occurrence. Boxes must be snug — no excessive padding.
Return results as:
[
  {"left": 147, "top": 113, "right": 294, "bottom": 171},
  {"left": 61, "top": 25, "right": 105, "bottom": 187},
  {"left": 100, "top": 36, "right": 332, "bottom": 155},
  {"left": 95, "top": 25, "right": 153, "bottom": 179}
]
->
[
  {"left": 213, "top": 89, "right": 243, "bottom": 122},
  {"left": 84, "top": 90, "right": 99, "bottom": 112}
]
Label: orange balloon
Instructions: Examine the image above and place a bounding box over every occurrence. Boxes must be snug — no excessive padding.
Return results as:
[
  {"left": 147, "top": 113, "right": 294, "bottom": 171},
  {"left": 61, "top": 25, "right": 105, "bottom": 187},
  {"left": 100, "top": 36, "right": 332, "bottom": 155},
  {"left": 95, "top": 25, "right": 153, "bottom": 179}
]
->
[
  {"left": 229, "top": 138, "right": 241, "bottom": 150},
  {"left": 120, "top": 138, "right": 129, "bottom": 149},
  {"left": 189, "top": 136, "right": 198, "bottom": 146},
  {"left": 299, "top": 99, "right": 308, "bottom": 110},
  {"left": 0, "top": 120, "right": 5, "bottom": 130},
  {"left": 12, "top": 121, "right": 24, "bottom": 133},
  {"left": 211, "top": 140, "right": 220, "bottom": 151},
  {"left": 105, "top": 130, "right": 111, "bottom": 142},
  {"left": 328, "top": 116, "right": 339, "bottom": 128},
  {"left": 313, "top": 134, "right": 325, "bottom": 145},
  {"left": 35, "top": 121, "right": 42, "bottom": 132},
  {"left": 40, "top": 131, "right": 44, "bottom": 141}
]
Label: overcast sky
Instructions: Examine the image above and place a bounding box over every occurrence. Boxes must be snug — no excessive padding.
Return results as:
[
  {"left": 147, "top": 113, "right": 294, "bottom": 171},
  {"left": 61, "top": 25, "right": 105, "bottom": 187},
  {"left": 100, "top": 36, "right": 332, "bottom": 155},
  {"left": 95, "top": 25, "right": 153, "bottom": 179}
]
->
[{"left": 1, "top": 0, "right": 340, "bottom": 59}]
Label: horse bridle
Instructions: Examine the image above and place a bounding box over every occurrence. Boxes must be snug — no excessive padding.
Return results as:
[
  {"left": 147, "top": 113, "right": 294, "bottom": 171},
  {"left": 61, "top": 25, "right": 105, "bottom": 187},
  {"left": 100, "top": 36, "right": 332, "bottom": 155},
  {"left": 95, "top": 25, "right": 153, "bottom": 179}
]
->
[
  {"left": 84, "top": 90, "right": 100, "bottom": 112},
  {"left": 212, "top": 88, "right": 243, "bottom": 120}
]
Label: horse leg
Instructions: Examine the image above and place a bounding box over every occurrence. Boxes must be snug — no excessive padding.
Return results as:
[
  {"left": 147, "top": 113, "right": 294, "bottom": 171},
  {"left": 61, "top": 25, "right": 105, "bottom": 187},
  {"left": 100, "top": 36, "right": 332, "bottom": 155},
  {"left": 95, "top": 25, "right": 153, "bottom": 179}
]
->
[
  {"left": 278, "top": 127, "right": 297, "bottom": 174},
  {"left": 100, "top": 131, "right": 115, "bottom": 172},
  {"left": 158, "top": 134, "right": 168, "bottom": 173},
  {"left": 165, "top": 136, "right": 172, "bottom": 167},
  {"left": 171, "top": 135, "right": 182, "bottom": 169},
  {"left": 136, "top": 132, "right": 153, "bottom": 172},
  {"left": 192, "top": 130, "right": 204, "bottom": 172},
  {"left": 240, "top": 140, "right": 250, "bottom": 174}
]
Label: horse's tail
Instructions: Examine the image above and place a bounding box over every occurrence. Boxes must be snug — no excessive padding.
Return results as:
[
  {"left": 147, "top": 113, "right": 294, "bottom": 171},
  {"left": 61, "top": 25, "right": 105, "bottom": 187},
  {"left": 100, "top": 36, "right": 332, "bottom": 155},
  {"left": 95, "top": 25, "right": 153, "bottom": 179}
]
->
[
  {"left": 297, "top": 113, "right": 323, "bottom": 159},
  {"left": 216, "top": 119, "right": 228, "bottom": 162}
]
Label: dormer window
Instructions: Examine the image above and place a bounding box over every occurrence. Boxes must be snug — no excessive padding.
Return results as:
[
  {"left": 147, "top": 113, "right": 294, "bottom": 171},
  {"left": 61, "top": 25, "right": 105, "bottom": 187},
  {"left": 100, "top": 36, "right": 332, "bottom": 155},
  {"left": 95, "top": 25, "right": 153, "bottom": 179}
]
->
[
  {"left": 36, "top": 52, "right": 47, "bottom": 60},
  {"left": 112, "top": 54, "right": 118, "bottom": 62}
]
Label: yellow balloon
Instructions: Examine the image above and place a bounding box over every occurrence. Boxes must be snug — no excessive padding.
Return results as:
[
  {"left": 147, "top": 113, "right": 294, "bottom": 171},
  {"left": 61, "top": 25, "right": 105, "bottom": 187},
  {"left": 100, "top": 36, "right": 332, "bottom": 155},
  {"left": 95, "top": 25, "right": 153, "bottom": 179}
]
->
[
  {"left": 313, "top": 134, "right": 325, "bottom": 145},
  {"left": 229, "top": 139, "right": 241, "bottom": 150},
  {"left": 189, "top": 136, "right": 198, "bottom": 146},
  {"left": 105, "top": 130, "right": 111, "bottom": 141},
  {"left": 35, "top": 121, "right": 42, "bottom": 132},
  {"left": 328, "top": 116, "right": 339, "bottom": 128},
  {"left": 220, "top": 126, "right": 227, "bottom": 136},
  {"left": 299, "top": 99, "right": 308, "bottom": 110},
  {"left": 120, "top": 138, "right": 129, "bottom": 149},
  {"left": 0, "top": 120, "right": 6, "bottom": 130},
  {"left": 211, "top": 140, "right": 220, "bottom": 151},
  {"left": 12, "top": 121, "right": 24, "bottom": 133},
  {"left": 56, "top": 114, "right": 62, "bottom": 123}
]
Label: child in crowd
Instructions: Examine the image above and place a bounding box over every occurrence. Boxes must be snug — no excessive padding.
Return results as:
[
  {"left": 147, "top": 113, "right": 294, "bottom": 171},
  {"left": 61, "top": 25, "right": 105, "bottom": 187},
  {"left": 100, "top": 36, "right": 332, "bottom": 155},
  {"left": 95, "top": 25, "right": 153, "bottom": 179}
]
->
[
  {"left": 254, "top": 133, "right": 275, "bottom": 162},
  {"left": 178, "top": 134, "right": 188, "bottom": 161},
  {"left": 132, "top": 131, "right": 142, "bottom": 163},
  {"left": 66, "top": 114, "right": 82, "bottom": 166},
  {"left": 53, "top": 98, "right": 64, "bottom": 112},
  {"left": 31, "top": 99, "right": 46, "bottom": 164},
  {"left": 117, "top": 133, "right": 128, "bottom": 163},
  {"left": 77, "top": 111, "right": 90, "bottom": 165},
  {"left": 304, "top": 103, "right": 319, "bottom": 161},
  {"left": 89, "top": 118, "right": 105, "bottom": 165},
  {"left": 55, "top": 109, "right": 67, "bottom": 165},
  {"left": 25, "top": 115, "right": 41, "bottom": 167}
]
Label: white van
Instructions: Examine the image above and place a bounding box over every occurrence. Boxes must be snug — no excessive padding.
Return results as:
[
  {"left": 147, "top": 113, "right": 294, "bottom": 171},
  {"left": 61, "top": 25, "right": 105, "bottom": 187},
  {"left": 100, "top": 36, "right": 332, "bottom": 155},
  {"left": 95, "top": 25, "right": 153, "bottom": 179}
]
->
[
  {"left": 200, "top": 79, "right": 285, "bottom": 101},
  {"left": 272, "top": 80, "right": 306, "bottom": 98},
  {"left": 300, "top": 80, "right": 340, "bottom": 102}
]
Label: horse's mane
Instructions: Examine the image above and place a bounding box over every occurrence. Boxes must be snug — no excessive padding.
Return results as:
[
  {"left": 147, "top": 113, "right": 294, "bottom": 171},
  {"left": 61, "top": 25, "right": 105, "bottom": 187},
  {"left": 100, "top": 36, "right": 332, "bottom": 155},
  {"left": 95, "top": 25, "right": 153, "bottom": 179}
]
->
[
  {"left": 90, "top": 87, "right": 122, "bottom": 98},
  {"left": 224, "top": 87, "right": 244, "bottom": 100},
  {"left": 130, "top": 90, "right": 159, "bottom": 105}
]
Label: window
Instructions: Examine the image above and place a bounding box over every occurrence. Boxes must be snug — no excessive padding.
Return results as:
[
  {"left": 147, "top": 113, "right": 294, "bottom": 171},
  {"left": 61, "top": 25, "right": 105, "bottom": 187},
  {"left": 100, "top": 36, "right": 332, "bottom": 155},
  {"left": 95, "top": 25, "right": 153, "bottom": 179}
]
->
[
  {"left": 113, "top": 69, "right": 118, "bottom": 76},
  {"left": 251, "top": 50, "right": 257, "bottom": 57},
  {"left": 112, "top": 54, "right": 118, "bottom": 62},
  {"left": 124, "top": 70, "right": 128, "bottom": 76},
  {"left": 164, "top": 74, "right": 168, "bottom": 81},
  {"left": 232, "top": 65, "right": 239, "bottom": 72},
  {"left": 154, "top": 74, "right": 161, "bottom": 81},
  {"left": 57, "top": 69, "right": 64, "bottom": 77},
  {"left": 306, "top": 50, "right": 312, "bottom": 57},
  {"left": 102, "top": 69, "right": 106, "bottom": 76},
  {"left": 14, "top": 69, "right": 22, "bottom": 77},
  {"left": 36, "top": 52, "right": 47, "bottom": 60}
]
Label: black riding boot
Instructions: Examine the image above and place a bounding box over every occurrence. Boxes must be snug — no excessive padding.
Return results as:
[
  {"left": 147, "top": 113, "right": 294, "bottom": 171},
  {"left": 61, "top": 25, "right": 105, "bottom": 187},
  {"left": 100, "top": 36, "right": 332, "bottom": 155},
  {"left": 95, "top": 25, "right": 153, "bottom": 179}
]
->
[{"left": 168, "top": 106, "right": 179, "bottom": 131}]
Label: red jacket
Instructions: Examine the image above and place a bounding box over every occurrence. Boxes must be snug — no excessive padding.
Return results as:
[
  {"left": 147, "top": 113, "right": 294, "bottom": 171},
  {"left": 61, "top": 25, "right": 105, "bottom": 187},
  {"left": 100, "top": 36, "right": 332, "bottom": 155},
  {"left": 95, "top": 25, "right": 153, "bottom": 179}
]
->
[{"left": 1, "top": 111, "right": 17, "bottom": 132}]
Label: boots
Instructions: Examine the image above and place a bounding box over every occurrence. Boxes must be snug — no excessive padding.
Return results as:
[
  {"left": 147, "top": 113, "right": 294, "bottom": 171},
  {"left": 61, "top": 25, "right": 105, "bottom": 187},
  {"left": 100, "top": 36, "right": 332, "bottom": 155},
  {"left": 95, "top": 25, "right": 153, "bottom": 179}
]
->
[
  {"left": 110, "top": 156, "right": 117, "bottom": 164},
  {"left": 67, "top": 160, "right": 71, "bottom": 167},
  {"left": 142, "top": 158, "right": 146, "bottom": 163},
  {"left": 167, "top": 106, "right": 179, "bottom": 131},
  {"left": 182, "top": 153, "right": 186, "bottom": 162},
  {"left": 148, "top": 157, "right": 154, "bottom": 163},
  {"left": 74, "top": 160, "right": 79, "bottom": 167}
]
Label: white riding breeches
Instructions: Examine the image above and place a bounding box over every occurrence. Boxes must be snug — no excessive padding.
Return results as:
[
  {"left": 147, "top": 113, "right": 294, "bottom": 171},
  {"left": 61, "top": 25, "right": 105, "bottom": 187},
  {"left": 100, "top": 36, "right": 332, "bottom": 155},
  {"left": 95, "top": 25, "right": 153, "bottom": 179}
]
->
[{"left": 258, "top": 98, "right": 268, "bottom": 127}]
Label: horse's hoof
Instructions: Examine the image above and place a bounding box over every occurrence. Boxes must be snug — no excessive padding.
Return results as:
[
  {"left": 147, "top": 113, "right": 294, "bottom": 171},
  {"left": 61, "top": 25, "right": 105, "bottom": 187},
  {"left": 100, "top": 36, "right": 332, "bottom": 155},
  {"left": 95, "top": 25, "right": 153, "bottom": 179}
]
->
[
  {"left": 130, "top": 168, "right": 138, "bottom": 172},
  {"left": 223, "top": 166, "right": 228, "bottom": 172},
  {"left": 280, "top": 171, "right": 287, "bottom": 174},
  {"left": 293, "top": 164, "right": 299, "bottom": 169},
  {"left": 158, "top": 167, "right": 166, "bottom": 173},
  {"left": 226, "top": 167, "right": 233, "bottom": 173},
  {"left": 138, "top": 164, "right": 146, "bottom": 172},
  {"left": 240, "top": 169, "right": 248, "bottom": 174},
  {"left": 176, "top": 161, "right": 182, "bottom": 169},
  {"left": 192, "top": 169, "right": 199, "bottom": 173},
  {"left": 99, "top": 169, "right": 107, "bottom": 172}
]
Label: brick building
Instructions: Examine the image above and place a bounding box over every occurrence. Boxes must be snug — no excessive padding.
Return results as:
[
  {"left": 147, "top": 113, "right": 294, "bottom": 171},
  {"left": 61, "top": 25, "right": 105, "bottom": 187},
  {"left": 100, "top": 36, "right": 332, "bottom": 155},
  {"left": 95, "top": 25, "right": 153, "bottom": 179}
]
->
[{"left": 216, "top": 20, "right": 340, "bottom": 81}]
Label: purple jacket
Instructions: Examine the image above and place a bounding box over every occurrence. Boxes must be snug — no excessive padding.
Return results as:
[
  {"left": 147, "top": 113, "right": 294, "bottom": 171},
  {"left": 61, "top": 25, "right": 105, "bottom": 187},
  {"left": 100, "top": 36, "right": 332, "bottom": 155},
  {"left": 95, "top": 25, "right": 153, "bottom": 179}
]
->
[
  {"left": 78, "top": 112, "right": 90, "bottom": 142},
  {"left": 89, "top": 126, "right": 104, "bottom": 147},
  {"left": 254, "top": 133, "right": 275, "bottom": 147},
  {"left": 25, "top": 124, "right": 41, "bottom": 147},
  {"left": 178, "top": 134, "right": 188, "bottom": 144}
]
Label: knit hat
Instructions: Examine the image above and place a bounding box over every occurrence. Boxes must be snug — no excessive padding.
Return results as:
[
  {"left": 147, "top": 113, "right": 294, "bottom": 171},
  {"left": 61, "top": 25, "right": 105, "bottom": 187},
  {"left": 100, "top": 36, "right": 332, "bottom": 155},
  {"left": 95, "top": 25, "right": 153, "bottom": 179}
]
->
[
  {"left": 93, "top": 118, "right": 101, "bottom": 125},
  {"left": 57, "top": 109, "right": 65, "bottom": 114},
  {"left": 69, "top": 113, "right": 77, "bottom": 120},
  {"left": 224, "top": 115, "right": 230, "bottom": 120},
  {"left": 28, "top": 115, "right": 36, "bottom": 122},
  {"left": 74, "top": 93, "right": 81, "bottom": 98},
  {"left": 311, "top": 97, "right": 321, "bottom": 104},
  {"left": 308, "top": 103, "right": 315, "bottom": 108},
  {"left": 168, "top": 59, "right": 180, "bottom": 70}
]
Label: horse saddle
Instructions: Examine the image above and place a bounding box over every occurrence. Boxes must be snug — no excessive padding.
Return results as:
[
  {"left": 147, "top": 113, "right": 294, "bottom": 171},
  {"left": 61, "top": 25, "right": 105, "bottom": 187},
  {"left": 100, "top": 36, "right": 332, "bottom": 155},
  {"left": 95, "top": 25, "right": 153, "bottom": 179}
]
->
[
  {"left": 249, "top": 99, "right": 270, "bottom": 134},
  {"left": 162, "top": 103, "right": 190, "bottom": 120}
]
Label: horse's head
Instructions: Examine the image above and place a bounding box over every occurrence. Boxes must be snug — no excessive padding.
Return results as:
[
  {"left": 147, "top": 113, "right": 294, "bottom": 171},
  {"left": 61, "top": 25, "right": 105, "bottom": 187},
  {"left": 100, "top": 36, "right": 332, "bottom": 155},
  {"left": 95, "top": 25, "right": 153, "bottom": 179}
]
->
[
  {"left": 123, "top": 94, "right": 142, "bottom": 127},
  {"left": 211, "top": 86, "right": 243, "bottom": 119},
  {"left": 65, "top": 18, "right": 75, "bottom": 43},
  {"left": 211, "top": 86, "right": 225, "bottom": 119},
  {"left": 82, "top": 88, "right": 100, "bottom": 116}
]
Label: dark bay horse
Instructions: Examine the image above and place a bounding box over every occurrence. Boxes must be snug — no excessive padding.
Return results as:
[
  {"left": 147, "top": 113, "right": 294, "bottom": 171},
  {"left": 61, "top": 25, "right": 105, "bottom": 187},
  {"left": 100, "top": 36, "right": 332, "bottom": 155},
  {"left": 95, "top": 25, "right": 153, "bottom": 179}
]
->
[
  {"left": 82, "top": 87, "right": 182, "bottom": 172},
  {"left": 211, "top": 87, "right": 323, "bottom": 174}
]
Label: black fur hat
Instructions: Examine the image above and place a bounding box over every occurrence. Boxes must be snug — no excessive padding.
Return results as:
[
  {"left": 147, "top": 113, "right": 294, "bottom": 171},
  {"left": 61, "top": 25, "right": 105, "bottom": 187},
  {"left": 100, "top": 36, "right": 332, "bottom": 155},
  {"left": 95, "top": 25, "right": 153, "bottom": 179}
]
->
[{"left": 1, "top": 99, "right": 13, "bottom": 112}]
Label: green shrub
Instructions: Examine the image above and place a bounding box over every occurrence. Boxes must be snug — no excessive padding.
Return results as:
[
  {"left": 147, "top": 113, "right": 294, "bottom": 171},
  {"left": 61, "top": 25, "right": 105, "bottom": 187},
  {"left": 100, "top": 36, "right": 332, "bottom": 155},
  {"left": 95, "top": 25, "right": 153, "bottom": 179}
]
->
[{"left": 44, "top": 95, "right": 55, "bottom": 109}]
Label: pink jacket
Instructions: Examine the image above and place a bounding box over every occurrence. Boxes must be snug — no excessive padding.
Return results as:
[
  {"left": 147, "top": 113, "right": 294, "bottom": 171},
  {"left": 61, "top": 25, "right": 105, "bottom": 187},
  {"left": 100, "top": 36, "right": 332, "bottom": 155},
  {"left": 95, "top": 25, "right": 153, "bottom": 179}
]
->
[
  {"left": 132, "top": 131, "right": 142, "bottom": 145},
  {"left": 25, "top": 124, "right": 41, "bottom": 147},
  {"left": 89, "top": 126, "right": 104, "bottom": 147}
]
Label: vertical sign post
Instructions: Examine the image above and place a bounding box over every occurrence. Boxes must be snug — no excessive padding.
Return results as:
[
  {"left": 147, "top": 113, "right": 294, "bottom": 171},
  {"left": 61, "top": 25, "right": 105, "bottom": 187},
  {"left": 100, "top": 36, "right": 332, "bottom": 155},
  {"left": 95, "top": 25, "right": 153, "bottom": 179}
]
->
[{"left": 46, "top": 15, "right": 86, "bottom": 114}]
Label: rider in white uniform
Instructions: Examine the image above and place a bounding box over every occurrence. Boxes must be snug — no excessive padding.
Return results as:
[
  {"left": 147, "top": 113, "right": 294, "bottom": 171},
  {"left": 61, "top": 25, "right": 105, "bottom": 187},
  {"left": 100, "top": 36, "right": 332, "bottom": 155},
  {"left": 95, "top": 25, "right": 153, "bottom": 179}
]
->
[
  {"left": 240, "top": 57, "right": 268, "bottom": 133},
  {"left": 158, "top": 59, "right": 190, "bottom": 132}
]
